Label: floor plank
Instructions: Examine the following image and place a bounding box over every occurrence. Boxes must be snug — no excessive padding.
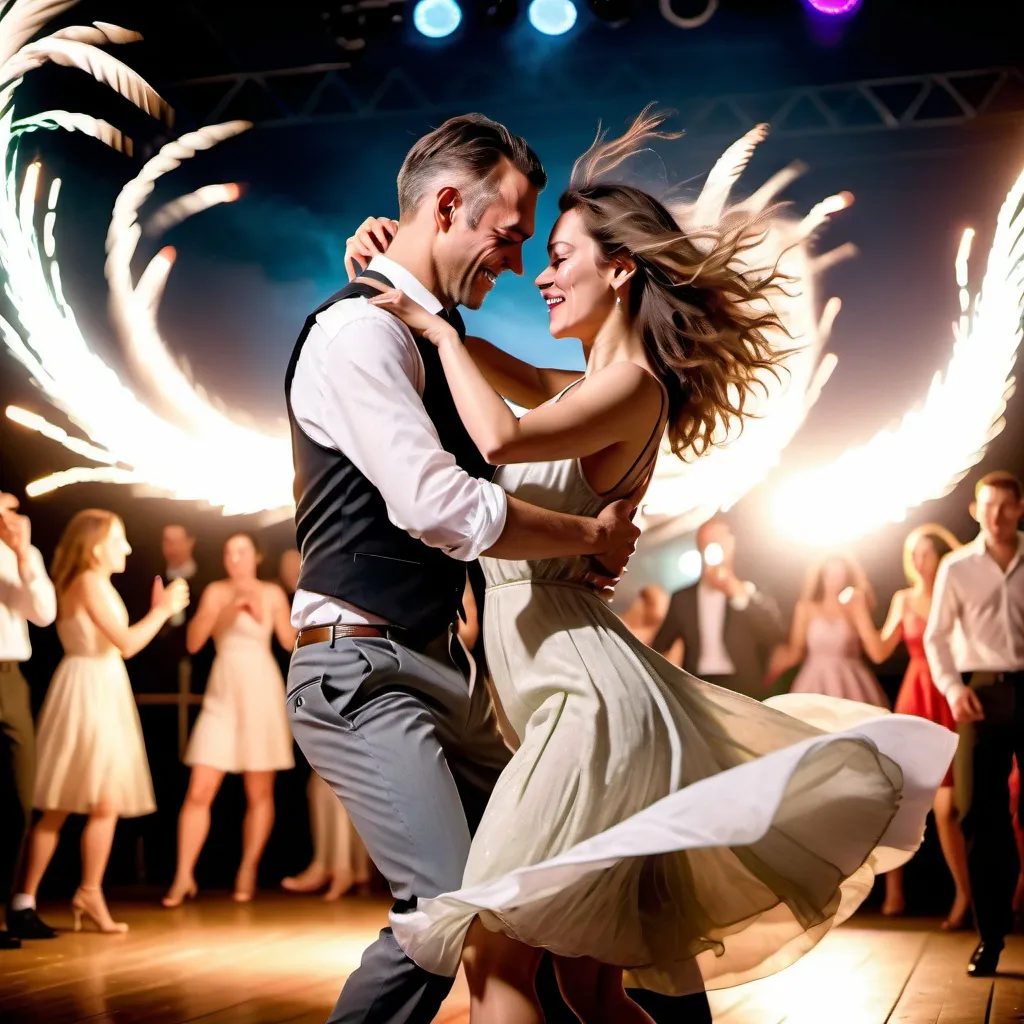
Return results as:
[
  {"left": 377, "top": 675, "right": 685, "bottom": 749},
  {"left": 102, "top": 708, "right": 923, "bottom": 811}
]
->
[{"left": 1, "top": 895, "right": 1021, "bottom": 1023}]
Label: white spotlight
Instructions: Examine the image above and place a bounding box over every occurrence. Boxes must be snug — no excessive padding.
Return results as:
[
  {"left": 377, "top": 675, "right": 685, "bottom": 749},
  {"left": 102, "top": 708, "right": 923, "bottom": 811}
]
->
[
  {"left": 413, "top": 0, "right": 463, "bottom": 37},
  {"left": 528, "top": 0, "right": 577, "bottom": 34}
]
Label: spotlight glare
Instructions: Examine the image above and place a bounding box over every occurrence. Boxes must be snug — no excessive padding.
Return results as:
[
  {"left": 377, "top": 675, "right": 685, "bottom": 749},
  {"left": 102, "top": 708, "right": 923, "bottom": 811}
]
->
[
  {"left": 804, "top": 0, "right": 861, "bottom": 14},
  {"left": 413, "top": 0, "right": 463, "bottom": 38},
  {"left": 528, "top": 0, "right": 577, "bottom": 34},
  {"left": 677, "top": 549, "right": 703, "bottom": 581}
]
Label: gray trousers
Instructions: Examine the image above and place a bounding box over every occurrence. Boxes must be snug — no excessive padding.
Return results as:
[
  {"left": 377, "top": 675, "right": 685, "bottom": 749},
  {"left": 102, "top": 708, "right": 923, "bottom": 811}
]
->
[
  {"left": 287, "top": 629, "right": 511, "bottom": 1023},
  {"left": 0, "top": 663, "right": 35, "bottom": 909}
]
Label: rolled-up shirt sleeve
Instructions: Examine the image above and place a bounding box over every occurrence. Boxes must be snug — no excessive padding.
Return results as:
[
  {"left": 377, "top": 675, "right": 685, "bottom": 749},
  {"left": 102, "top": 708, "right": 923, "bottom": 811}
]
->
[
  {"left": 318, "top": 312, "right": 507, "bottom": 561},
  {"left": 924, "top": 557, "right": 967, "bottom": 708},
  {"left": 3, "top": 546, "right": 57, "bottom": 627}
]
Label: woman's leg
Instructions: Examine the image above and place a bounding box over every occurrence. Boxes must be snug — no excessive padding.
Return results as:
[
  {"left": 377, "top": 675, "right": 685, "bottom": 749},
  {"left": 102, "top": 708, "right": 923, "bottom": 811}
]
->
[
  {"left": 463, "top": 917, "right": 544, "bottom": 1024},
  {"left": 72, "top": 801, "right": 128, "bottom": 933},
  {"left": 882, "top": 866, "right": 906, "bottom": 916},
  {"left": 163, "top": 765, "right": 225, "bottom": 905},
  {"left": 235, "top": 770, "right": 275, "bottom": 900},
  {"left": 80, "top": 802, "right": 118, "bottom": 889},
  {"left": 933, "top": 785, "right": 972, "bottom": 927},
  {"left": 283, "top": 772, "right": 331, "bottom": 892},
  {"left": 323, "top": 789, "right": 355, "bottom": 901},
  {"left": 553, "top": 956, "right": 655, "bottom": 1024},
  {"left": 19, "top": 810, "right": 68, "bottom": 899}
]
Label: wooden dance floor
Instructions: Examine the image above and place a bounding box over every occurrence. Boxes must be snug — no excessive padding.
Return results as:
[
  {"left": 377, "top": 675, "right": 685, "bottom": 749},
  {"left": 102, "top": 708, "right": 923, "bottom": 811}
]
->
[{"left": 2, "top": 894, "right": 1023, "bottom": 1023}]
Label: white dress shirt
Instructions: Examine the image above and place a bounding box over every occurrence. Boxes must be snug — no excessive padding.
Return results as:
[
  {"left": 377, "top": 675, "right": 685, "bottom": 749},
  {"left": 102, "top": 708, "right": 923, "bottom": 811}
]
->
[
  {"left": 288, "top": 255, "right": 507, "bottom": 628},
  {"left": 924, "top": 532, "right": 1024, "bottom": 708},
  {"left": 697, "top": 582, "right": 738, "bottom": 677},
  {"left": 0, "top": 543, "right": 57, "bottom": 662}
]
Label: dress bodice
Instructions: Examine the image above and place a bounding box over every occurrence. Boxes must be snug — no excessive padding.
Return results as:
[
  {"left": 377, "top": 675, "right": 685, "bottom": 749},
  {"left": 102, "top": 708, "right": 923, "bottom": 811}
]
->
[
  {"left": 482, "top": 457, "right": 608, "bottom": 588},
  {"left": 57, "top": 605, "right": 121, "bottom": 658},
  {"left": 215, "top": 589, "right": 275, "bottom": 653},
  {"left": 902, "top": 610, "right": 928, "bottom": 661},
  {"left": 805, "top": 613, "right": 863, "bottom": 660}
]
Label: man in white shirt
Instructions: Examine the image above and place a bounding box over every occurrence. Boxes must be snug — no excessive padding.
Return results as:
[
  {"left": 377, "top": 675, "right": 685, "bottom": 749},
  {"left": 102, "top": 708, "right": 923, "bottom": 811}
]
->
[
  {"left": 285, "top": 115, "right": 643, "bottom": 1024},
  {"left": 925, "top": 470, "right": 1024, "bottom": 976},
  {"left": 0, "top": 493, "right": 56, "bottom": 947},
  {"left": 653, "top": 516, "right": 785, "bottom": 698}
]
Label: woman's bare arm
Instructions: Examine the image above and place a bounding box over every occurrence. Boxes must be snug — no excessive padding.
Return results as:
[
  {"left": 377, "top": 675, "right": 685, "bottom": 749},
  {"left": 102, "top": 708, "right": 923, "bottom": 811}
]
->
[
  {"left": 81, "top": 572, "right": 184, "bottom": 660},
  {"left": 269, "top": 583, "right": 297, "bottom": 650},
  {"left": 773, "top": 600, "right": 811, "bottom": 676},
  {"left": 851, "top": 589, "right": 904, "bottom": 665},
  {"left": 464, "top": 336, "right": 584, "bottom": 410}
]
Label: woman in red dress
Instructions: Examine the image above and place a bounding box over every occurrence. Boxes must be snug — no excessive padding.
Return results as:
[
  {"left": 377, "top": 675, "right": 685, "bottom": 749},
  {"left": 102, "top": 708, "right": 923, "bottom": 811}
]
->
[{"left": 864, "top": 524, "right": 971, "bottom": 928}]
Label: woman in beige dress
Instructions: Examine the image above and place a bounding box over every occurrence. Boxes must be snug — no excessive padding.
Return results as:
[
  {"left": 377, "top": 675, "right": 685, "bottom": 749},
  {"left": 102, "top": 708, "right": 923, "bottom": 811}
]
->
[
  {"left": 19, "top": 509, "right": 188, "bottom": 933},
  {"left": 163, "top": 533, "right": 295, "bottom": 906}
]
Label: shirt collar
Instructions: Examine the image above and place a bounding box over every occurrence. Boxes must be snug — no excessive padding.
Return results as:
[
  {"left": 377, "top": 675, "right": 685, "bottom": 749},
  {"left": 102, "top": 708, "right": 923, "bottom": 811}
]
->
[
  {"left": 967, "top": 531, "right": 1024, "bottom": 573},
  {"left": 368, "top": 255, "right": 444, "bottom": 316},
  {"left": 166, "top": 559, "right": 197, "bottom": 580}
]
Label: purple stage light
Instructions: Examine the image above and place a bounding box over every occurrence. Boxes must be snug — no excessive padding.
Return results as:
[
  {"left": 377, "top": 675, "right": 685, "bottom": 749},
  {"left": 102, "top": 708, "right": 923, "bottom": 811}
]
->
[{"left": 804, "top": 0, "right": 861, "bottom": 14}]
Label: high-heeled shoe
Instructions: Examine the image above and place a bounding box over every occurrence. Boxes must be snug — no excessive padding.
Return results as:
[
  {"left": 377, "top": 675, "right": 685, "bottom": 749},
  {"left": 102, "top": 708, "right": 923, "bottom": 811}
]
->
[
  {"left": 71, "top": 886, "right": 128, "bottom": 934},
  {"left": 281, "top": 864, "right": 330, "bottom": 894},
  {"left": 323, "top": 870, "right": 355, "bottom": 902},
  {"left": 161, "top": 879, "right": 198, "bottom": 909}
]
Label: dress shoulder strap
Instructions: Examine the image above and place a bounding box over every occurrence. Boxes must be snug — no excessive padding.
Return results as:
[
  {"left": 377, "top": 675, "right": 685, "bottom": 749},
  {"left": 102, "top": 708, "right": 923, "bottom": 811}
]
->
[{"left": 600, "top": 380, "right": 668, "bottom": 501}]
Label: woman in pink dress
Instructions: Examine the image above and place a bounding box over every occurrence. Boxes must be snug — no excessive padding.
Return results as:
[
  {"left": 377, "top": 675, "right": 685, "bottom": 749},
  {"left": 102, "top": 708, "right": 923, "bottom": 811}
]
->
[
  {"left": 860, "top": 525, "right": 971, "bottom": 927},
  {"left": 778, "top": 554, "right": 889, "bottom": 707}
]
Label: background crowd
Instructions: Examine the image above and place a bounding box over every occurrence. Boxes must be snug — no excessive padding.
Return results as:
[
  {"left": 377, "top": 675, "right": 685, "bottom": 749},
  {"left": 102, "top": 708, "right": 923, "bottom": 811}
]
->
[{"left": 2, "top": 468, "right": 1023, "bottom": 975}]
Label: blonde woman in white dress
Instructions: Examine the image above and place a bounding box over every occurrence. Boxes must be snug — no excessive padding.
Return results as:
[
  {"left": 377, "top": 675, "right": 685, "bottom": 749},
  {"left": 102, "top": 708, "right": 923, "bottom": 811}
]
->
[
  {"left": 163, "top": 533, "right": 295, "bottom": 906},
  {"left": 18, "top": 509, "right": 188, "bottom": 934},
  {"left": 362, "top": 108, "right": 957, "bottom": 1023}
]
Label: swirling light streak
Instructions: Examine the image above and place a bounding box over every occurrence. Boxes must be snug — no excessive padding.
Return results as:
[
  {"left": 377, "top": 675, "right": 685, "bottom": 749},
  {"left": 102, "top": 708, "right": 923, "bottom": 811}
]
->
[
  {"left": 0, "top": 0, "right": 1020, "bottom": 542},
  {"left": 771, "top": 167, "right": 1024, "bottom": 546}
]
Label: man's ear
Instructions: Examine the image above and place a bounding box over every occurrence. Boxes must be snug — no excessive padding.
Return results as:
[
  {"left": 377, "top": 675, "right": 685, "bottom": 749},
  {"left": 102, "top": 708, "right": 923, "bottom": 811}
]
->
[
  {"left": 969, "top": 500, "right": 979, "bottom": 523},
  {"left": 434, "top": 186, "right": 461, "bottom": 233}
]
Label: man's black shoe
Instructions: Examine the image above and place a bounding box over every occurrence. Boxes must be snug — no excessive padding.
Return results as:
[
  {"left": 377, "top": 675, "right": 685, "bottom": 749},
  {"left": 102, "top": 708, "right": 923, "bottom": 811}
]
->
[
  {"left": 0, "top": 931, "right": 21, "bottom": 950},
  {"left": 7, "top": 907, "right": 58, "bottom": 940},
  {"left": 967, "top": 941, "right": 1002, "bottom": 976}
]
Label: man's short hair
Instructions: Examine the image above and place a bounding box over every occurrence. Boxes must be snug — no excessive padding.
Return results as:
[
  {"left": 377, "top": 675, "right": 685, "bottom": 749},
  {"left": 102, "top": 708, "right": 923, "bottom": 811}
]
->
[
  {"left": 163, "top": 523, "right": 195, "bottom": 538},
  {"left": 975, "top": 471, "right": 1024, "bottom": 501},
  {"left": 397, "top": 114, "right": 547, "bottom": 225}
]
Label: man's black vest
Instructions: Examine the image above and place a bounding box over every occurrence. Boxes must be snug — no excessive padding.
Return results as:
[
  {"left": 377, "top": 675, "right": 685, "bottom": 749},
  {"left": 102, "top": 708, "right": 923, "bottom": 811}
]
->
[{"left": 284, "top": 271, "right": 493, "bottom": 637}]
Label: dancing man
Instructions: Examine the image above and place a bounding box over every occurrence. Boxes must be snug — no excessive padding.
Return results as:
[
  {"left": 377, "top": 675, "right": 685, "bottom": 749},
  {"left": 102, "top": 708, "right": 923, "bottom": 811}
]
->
[
  {"left": 284, "top": 115, "right": 642, "bottom": 1023},
  {"left": 925, "top": 470, "right": 1024, "bottom": 976},
  {"left": 0, "top": 492, "right": 56, "bottom": 945}
]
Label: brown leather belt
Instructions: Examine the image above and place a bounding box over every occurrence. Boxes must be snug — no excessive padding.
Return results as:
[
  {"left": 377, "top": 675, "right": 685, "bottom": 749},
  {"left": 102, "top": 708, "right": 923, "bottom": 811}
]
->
[{"left": 295, "top": 624, "right": 395, "bottom": 650}]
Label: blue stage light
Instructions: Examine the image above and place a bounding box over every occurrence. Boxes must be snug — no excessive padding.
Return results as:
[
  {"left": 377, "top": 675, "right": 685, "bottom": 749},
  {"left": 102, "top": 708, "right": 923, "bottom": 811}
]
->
[
  {"left": 413, "top": 0, "right": 463, "bottom": 38},
  {"left": 527, "top": 0, "right": 577, "bottom": 35}
]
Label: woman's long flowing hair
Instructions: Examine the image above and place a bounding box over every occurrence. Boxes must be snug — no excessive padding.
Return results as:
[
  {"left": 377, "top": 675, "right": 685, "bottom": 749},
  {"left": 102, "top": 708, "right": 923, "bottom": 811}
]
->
[
  {"left": 51, "top": 509, "right": 120, "bottom": 594},
  {"left": 562, "top": 107, "right": 790, "bottom": 458}
]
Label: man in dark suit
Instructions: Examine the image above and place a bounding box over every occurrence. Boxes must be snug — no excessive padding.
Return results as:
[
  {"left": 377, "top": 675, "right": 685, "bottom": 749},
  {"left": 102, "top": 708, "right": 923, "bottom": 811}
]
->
[{"left": 654, "top": 516, "right": 784, "bottom": 699}]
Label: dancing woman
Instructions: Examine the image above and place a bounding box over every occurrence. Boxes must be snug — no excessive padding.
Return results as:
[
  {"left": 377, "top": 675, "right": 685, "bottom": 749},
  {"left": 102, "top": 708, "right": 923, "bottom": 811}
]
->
[
  {"left": 18, "top": 510, "right": 188, "bottom": 933},
  {"left": 362, "top": 110, "right": 955, "bottom": 1023},
  {"left": 163, "top": 533, "right": 295, "bottom": 906}
]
